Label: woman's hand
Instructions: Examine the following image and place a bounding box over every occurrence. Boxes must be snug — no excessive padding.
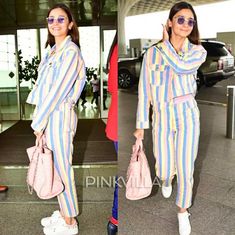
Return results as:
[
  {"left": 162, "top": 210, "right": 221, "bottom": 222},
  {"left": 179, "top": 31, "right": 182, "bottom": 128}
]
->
[
  {"left": 133, "top": 129, "right": 144, "bottom": 140},
  {"left": 162, "top": 22, "right": 169, "bottom": 41},
  {"left": 34, "top": 131, "right": 43, "bottom": 140}
]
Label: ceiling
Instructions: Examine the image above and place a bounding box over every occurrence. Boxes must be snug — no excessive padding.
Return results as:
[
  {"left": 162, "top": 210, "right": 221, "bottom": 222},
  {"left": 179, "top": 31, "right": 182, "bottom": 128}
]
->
[
  {"left": 0, "top": 0, "right": 229, "bottom": 31},
  {"left": 0, "top": 0, "right": 117, "bottom": 31},
  {"left": 128, "top": 0, "right": 228, "bottom": 16}
]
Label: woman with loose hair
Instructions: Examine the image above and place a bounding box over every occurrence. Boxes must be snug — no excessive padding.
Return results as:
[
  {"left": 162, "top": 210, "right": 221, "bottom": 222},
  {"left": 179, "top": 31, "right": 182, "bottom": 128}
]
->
[
  {"left": 134, "top": 2, "right": 207, "bottom": 234},
  {"left": 26, "top": 3, "right": 86, "bottom": 235}
]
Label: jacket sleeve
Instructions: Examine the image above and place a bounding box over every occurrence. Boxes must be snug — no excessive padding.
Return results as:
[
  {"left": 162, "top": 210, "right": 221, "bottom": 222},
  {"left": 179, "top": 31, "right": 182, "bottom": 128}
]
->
[
  {"left": 31, "top": 49, "right": 85, "bottom": 132},
  {"left": 26, "top": 54, "right": 49, "bottom": 105},
  {"left": 136, "top": 50, "right": 151, "bottom": 129},
  {"left": 158, "top": 40, "right": 207, "bottom": 74}
]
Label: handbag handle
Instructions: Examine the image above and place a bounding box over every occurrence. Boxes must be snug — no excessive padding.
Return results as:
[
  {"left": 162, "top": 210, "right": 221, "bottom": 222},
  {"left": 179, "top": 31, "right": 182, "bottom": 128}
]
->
[
  {"left": 132, "top": 138, "right": 143, "bottom": 157},
  {"left": 135, "top": 138, "right": 143, "bottom": 151},
  {"left": 35, "top": 135, "right": 46, "bottom": 148},
  {"left": 131, "top": 138, "right": 143, "bottom": 162}
]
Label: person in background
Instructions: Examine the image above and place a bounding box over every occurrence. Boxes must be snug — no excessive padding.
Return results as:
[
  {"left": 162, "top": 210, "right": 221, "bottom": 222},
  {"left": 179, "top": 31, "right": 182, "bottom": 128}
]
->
[
  {"left": 90, "top": 74, "right": 100, "bottom": 107},
  {"left": 105, "top": 33, "right": 118, "bottom": 235},
  {"left": 80, "top": 78, "right": 88, "bottom": 106},
  {"left": 103, "top": 85, "right": 108, "bottom": 110}
]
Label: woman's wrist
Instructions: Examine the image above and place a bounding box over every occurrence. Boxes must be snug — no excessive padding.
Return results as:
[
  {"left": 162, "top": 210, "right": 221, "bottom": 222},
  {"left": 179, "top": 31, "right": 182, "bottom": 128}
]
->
[{"left": 134, "top": 129, "right": 144, "bottom": 139}]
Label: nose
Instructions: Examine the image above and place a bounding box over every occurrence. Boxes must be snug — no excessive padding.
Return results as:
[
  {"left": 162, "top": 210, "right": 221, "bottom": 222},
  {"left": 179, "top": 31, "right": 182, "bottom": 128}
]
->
[
  {"left": 52, "top": 19, "right": 59, "bottom": 25},
  {"left": 182, "top": 21, "right": 191, "bottom": 28}
]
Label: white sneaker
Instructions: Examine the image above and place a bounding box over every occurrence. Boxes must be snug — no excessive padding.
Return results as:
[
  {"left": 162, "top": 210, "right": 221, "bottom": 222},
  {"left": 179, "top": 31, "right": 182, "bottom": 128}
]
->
[
  {"left": 41, "top": 210, "right": 62, "bottom": 227},
  {"left": 161, "top": 185, "right": 172, "bottom": 198},
  {"left": 43, "top": 217, "right": 78, "bottom": 235},
  {"left": 178, "top": 211, "right": 191, "bottom": 235}
]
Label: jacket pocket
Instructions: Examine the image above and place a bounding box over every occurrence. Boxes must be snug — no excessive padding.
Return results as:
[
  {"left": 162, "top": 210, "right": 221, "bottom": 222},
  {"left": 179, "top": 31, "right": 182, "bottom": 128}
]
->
[
  {"left": 149, "top": 64, "right": 168, "bottom": 86},
  {"left": 63, "top": 102, "right": 77, "bottom": 134}
]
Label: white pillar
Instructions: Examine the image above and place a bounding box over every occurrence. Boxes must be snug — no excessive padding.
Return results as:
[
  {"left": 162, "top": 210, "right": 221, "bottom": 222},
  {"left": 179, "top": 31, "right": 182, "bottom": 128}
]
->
[{"left": 118, "top": 0, "right": 140, "bottom": 57}]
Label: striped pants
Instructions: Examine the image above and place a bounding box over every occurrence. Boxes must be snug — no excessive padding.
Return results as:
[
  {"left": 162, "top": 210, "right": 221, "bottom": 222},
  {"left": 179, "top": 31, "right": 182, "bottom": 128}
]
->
[
  {"left": 152, "top": 97, "right": 200, "bottom": 209},
  {"left": 45, "top": 101, "right": 79, "bottom": 217}
]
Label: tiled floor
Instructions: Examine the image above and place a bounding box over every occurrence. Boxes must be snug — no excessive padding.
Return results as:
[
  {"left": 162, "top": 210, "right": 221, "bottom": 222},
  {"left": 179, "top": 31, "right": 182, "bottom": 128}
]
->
[{"left": 0, "top": 165, "right": 117, "bottom": 235}]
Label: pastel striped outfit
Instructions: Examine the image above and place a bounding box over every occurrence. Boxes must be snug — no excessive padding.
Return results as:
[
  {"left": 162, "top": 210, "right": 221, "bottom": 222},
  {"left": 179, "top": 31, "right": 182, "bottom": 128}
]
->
[
  {"left": 26, "top": 35, "right": 86, "bottom": 217},
  {"left": 136, "top": 38, "right": 207, "bottom": 208}
]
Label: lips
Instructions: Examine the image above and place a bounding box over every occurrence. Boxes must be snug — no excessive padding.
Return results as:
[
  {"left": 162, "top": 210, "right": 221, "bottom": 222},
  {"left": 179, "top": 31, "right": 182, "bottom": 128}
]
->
[
  {"left": 180, "top": 29, "right": 190, "bottom": 32},
  {"left": 52, "top": 27, "right": 61, "bottom": 31}
]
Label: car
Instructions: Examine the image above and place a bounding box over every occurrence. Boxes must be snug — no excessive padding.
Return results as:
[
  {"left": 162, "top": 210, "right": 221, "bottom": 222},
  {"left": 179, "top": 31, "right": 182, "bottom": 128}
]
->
[
  {"left": 118, "top": 40, "right": 235, "bottom": 89},
  {"left": 118, "top": 56, "right": 142, "bottom": 89},
  {"left": 198, "top": 40, "right": 235, "bottom": 87}
]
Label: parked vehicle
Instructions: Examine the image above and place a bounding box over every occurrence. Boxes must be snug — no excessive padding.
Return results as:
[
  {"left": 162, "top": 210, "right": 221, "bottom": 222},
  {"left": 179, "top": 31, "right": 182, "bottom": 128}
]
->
[
  {"left": 118, "top": 57, "right": 142, "bottom": 89},
  {"left": 118, "top": 40, "right": 235, "bottom": 89},
  {"left": 118, "top": 56, "right": 142, "bottom": 89},
  {"left": 199, "top": 40, "right": 235, "bottom": 87}
]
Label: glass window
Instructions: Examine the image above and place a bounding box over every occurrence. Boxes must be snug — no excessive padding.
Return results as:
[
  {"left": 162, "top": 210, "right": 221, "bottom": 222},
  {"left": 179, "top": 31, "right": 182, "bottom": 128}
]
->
[
  {"left": 71, "top": 0, "right": 92, "bottom": 21},
  {"left": 17, "top": 29, "right": 37, "bottom": 61},
  {"left": 80, "top": 26, "right": 100, "bottom": 68},
  {"left": 0, "top": 35, "right": 15, "bottom": 73},
  {"left": 202, "top": 42, "right": 229, "bottom": 56},
  {"left": 103, "top": 30, "right": 116, "bottom": 65},
  {"left": 101, "top": 0, "right": 117, "bottom": 16},
  {"left": 0, "top": 35, "right": 18, "bottom": 120},
  {"left": 40, "top": 28, "right": 48, "bottom": 58},
  {"left": 17, "top": 29, "right": 39, "bottom": 89}
]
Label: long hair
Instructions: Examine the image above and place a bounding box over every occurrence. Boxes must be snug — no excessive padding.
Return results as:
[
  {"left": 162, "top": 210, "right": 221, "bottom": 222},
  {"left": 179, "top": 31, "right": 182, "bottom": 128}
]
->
[
  {"left": 106, "top": 32, "right": 117, "bottom": 71},
  {"left": 168, "top": 1, "right": 200, "bottom": 45},
  {"left": 45, "top": 3, "right": 80, "bottom": 48}
]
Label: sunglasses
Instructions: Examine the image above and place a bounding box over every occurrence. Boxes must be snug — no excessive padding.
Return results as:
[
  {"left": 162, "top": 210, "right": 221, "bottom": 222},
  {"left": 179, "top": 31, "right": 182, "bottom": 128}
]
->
[
  {"left": 175, "top": 16, "right": 196, "bottom": 27},
  {"left": 46, "top": 16, "right": 67, "bottom": 25}
]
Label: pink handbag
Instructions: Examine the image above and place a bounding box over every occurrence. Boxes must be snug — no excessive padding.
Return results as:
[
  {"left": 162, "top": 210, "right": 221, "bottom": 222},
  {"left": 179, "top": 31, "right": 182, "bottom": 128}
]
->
[
  {"left": 26, "top": 135, "right": 64, "bottom": 199},
  {"left": 126, "top": 139, "right": 152, "bottom": 200}
]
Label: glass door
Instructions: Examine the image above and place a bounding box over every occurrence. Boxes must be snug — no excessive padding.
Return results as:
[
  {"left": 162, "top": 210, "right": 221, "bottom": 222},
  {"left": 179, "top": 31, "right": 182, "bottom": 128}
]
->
[
  {"left": 17, "top": 29, "right": 39, "bottom": 120},
  {"left": 100, "top": 27, "right": 116, "bottom": 118},
  {"left": 0, "top": 34, "right": 20, "bottom": 131}
]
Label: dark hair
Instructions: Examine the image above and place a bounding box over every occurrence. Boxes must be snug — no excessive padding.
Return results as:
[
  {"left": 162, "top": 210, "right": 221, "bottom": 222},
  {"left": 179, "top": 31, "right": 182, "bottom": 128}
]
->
[
  {"left": 106, "top": 32, "right": 117, "bottom": 71},
  {"left": 45, "top": 3, "right": 80, "bottom": 48},
  {"left": 168, "top": 1, "right": 200, "bottom": 45}
]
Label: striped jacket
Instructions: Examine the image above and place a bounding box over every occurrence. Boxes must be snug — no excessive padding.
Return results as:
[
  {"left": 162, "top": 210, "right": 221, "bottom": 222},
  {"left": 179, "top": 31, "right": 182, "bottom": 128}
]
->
[
  {"left": 136, "top": 38, "right": 207, "bottom": 129},
  {"left": 26, "top": 36, "right": 86, "bottom": 132}
]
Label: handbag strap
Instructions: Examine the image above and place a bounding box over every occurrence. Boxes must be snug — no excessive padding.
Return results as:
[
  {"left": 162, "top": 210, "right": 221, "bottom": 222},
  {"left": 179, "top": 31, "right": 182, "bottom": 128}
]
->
[
  {"left": 131, "top": 138, "right": 143, "bottom": 162},
  {"left": 35, "top": 134, "right": 47, "bottom": 148},
  {"left": 135, "top": 138, "right": 143, "bottom": 152}
]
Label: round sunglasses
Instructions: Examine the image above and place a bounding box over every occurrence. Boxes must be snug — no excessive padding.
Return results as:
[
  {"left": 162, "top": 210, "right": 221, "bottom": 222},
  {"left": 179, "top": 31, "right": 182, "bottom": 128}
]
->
[
  {"left": 46, "top": 16, "right": 67, "bottom": 25},
  {"left": 175, "top": 16, "right": 196, "bottom": 27}
]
